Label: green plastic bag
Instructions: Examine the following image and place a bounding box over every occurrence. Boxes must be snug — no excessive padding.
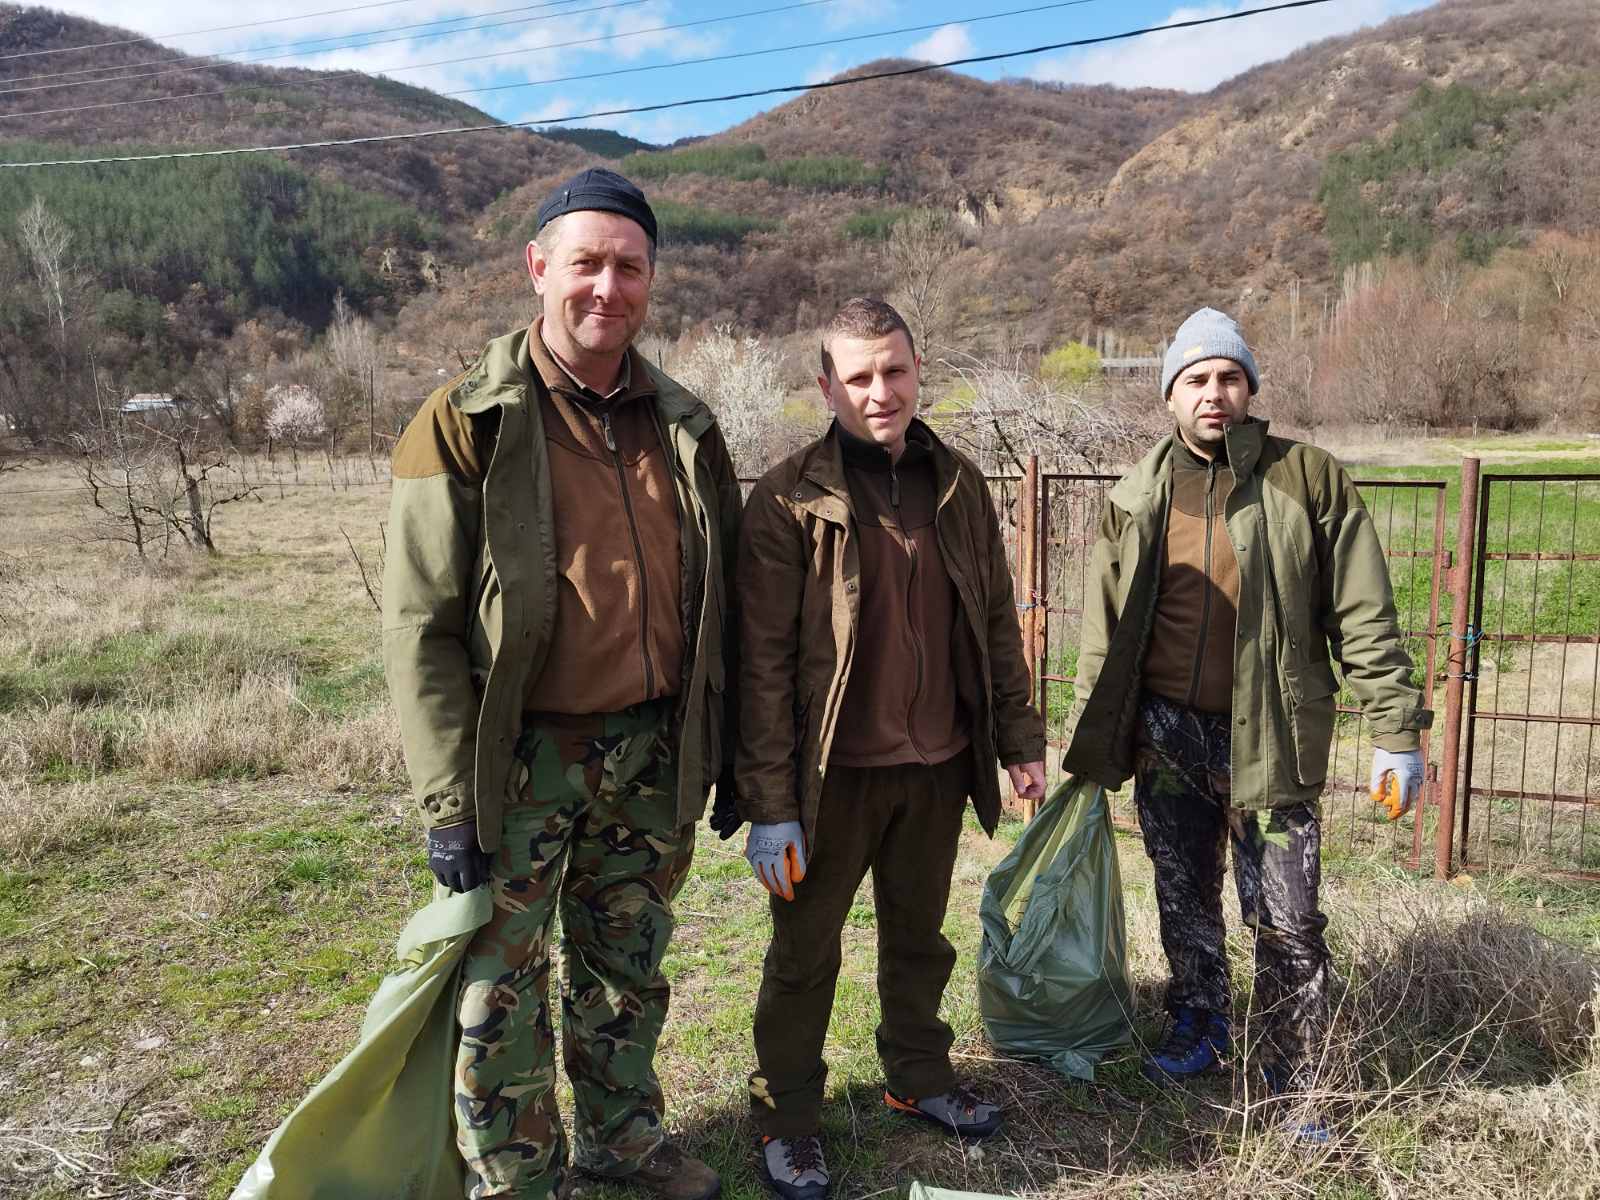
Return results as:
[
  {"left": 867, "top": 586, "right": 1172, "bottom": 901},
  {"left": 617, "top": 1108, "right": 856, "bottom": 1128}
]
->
[
  {"left": 230, "top": 886, "right": 492, "bottom": 1200},
  {"left": 977, "top": 775, "right": 1133, "bottom": 1081}
]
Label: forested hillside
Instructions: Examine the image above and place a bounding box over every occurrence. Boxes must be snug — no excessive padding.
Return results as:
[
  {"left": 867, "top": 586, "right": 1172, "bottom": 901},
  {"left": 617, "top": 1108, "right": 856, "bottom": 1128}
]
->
[{"left": 2, "top": 0, "right": 1598, "bottom": 448}]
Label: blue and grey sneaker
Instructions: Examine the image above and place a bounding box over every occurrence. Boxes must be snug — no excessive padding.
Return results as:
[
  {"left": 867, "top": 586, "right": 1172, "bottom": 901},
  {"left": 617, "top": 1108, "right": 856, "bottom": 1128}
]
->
[
  {"left": 1260, "top": 1065, "right": 1331, "bottom": 1146},
  {"left": 1140, "top": 1006, "right": 1231, "bottom": 1083}
]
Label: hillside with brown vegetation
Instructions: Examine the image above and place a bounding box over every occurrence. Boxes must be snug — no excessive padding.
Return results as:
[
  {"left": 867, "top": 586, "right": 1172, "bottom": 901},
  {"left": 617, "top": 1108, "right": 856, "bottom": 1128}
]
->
[{"left": 3, "top": 0, "right": 1598, "bottom": 448}]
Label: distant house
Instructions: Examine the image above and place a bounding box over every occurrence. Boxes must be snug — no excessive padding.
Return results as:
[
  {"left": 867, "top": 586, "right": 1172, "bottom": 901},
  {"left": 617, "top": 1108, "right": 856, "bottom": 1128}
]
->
[
  {"left": 120, "top": 393, "right": 182, "bottom": 416},
  {"left": 1100, "top": 356, "right": 1162, "bottom": 379}
]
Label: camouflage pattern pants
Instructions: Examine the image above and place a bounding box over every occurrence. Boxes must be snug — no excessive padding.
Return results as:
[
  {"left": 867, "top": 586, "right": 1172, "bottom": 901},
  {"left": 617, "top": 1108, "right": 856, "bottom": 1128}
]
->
[
  {"left": 454, "top": 699, "right": 695, "bottom": 1199},
  {"left": 1133, "top": 692, "right": 1330, "bottom": 1077}
]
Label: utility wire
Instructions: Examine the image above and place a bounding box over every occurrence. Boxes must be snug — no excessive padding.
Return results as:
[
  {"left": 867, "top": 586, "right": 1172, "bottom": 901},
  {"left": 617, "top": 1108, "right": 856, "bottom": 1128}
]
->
[
  {"left": 1, "top": 0, "right": 589, "bottom": 87},
  {"left": 0, "top": 0, "right": 1335, "bottom": 169},
  {"left": 0, "top": 0, "right": 436, "bottom": 62},
  {"left": 0, "top": 0, "right": 1105, "bottom": 123},
  {"left": 2, "top": 0, "right": 668, "bottom": 96}
]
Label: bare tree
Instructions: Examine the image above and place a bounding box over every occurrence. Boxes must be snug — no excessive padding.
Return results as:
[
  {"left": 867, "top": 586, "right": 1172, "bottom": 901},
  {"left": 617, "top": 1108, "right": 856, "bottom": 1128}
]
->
[
  {"left": 885, "top": 209, "right": 963, "bottom": 357},
  {"left": 73, "top": 408, "right": 261, "bottom": 558},
  {"left": 16, "top": 196, "right": 80, "bottom": 429},
  {"left": 933, "top": 352, "right": 1146, "bottom": 474},
  {"left": 326, "top": 291, "right": 382, "bottom": 453},
  {"left": 670, "top": 326, "right": 814, "bottom": 476}
]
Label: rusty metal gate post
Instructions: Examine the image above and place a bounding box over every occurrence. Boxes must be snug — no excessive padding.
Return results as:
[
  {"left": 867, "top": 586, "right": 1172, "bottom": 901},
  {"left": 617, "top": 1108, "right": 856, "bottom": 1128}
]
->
[
  {"left": 1434, "top": 457, "right": 1480, "bottom": 879},
  {"left": 1016, "top": 456, "right": 1041, "bottom": 820}
]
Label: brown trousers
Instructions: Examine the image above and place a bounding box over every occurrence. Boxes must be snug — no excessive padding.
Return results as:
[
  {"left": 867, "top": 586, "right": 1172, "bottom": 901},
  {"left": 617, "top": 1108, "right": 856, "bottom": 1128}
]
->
[{"left": 750, "top": 750, "right": 972, "bottom": 1137}]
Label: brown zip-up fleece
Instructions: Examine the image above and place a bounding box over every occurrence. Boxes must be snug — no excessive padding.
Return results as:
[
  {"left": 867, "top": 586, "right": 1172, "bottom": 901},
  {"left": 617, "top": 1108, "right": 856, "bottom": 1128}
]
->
[
  {"left": 524, "top": 327, "right": 684, "bottom": 714},
  {"left": 1140, "top": 439, "right": 1240, "bottom": 714},
  {"left": 830, "top": 425, "right": 969, "bottom": 768}
]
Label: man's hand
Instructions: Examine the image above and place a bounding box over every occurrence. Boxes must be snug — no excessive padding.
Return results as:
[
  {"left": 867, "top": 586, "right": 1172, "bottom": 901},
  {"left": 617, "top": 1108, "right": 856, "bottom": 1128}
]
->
[
  {"left": 745, "top": 821, "right": 807, "bottom": 901},
  {"left": 1007, "top": 761, "right": 1047, "bottom": 803},
  {"left": 709, "top": 774, "right": 743, "bottom": 840},
  {"left": 427, "top": 820, "right": 492, "bottom": 892},
  {"left": 1370, "top": 747, "right": 1424, "bottom": 820}
]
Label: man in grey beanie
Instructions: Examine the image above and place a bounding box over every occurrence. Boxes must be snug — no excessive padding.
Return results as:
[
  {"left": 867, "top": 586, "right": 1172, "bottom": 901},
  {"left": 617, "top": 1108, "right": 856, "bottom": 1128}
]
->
[{"left": 1062, "top": 307, "right": 1430, "bottom": 1139}]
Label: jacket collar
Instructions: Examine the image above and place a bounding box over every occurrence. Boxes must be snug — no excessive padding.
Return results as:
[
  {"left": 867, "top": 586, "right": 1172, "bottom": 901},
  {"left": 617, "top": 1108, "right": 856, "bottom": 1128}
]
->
[
  {"left": 801, "top": 419, "right": 958, "bottom": 519},
  {"left": 1110, "top": 417, "right": 1269, "bottom": 513},
  {"left": 446, "top": 322, "right": 715, "bottom": 438}
]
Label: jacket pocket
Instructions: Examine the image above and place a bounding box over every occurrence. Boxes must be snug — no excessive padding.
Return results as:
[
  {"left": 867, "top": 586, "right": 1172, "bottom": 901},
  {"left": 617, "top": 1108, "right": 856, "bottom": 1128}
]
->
[
  {"left": 1284, "top": 660, "right": 1339, "bottom": 787},
  {"left": 701, "top": 646, "right": 726, "bottom": 783}
]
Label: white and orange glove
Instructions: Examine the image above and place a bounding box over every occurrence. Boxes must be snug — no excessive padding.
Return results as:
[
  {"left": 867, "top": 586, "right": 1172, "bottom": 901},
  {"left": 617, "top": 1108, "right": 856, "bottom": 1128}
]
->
[
  {"left": 745, "top": 821, "right": 808, "bottom": 901},
  {"left": 1370, "top": 747, "right": 1424, "bottom": 821}
]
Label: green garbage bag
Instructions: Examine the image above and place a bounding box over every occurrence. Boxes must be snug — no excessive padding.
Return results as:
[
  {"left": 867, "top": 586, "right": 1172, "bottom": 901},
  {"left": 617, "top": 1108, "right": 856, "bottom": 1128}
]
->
[
  {"left": 230, "top": 886, "right": 492, "bottom": 1199},
  {"left": 977, "top": 775, "right": 1133, "bottom": 1081}
]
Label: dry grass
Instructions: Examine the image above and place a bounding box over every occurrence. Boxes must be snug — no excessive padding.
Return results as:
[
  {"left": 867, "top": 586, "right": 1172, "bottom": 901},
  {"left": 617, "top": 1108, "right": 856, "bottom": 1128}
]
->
[{"left": 3, "top": 453, "right": 1600, "bottom": 1199}]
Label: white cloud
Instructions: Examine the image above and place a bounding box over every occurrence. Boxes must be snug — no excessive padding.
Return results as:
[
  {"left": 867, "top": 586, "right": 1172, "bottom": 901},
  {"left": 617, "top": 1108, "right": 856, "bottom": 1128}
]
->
[
  {"left": 1029, "top": 0, "right": 1435, "bottom": 92},
  {"left": 804, "top": 53, "right": 845, "bottom": 85},
  {"left": 906, "top": 23, "right": 973, "bottom": 65},
  {"left": 825, "top": 0, "right": 897, "bottom": 31}
]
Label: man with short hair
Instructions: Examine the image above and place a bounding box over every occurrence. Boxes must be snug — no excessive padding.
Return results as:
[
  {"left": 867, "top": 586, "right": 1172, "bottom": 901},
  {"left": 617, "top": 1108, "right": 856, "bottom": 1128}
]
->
[
  {"left": 736, "top": 297, "right": 1047, "bottom": 1200},
  {"left": 383, "top": 168, "right": 741, "bottom": 1200},
  {"left": 1064, "top": 307, "right": 1430, "bottom": 1135}
]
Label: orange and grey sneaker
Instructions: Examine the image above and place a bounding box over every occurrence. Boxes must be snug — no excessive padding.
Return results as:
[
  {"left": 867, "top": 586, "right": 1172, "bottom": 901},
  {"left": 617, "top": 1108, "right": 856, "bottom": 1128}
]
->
[
  {"left": 884, "top": 1084, "right": 1003, "bottom": 1139},
  {"left": 758, "top": 1135, "right": 829, "bottom": 1200}
]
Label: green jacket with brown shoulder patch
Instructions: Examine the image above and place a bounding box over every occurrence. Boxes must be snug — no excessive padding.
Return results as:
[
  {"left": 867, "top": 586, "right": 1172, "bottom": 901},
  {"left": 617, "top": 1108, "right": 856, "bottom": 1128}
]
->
[
  {"left": 1062, "top": 418, "right": 1431, "bottom": 809},
  {"left": 381, "top": 326, "right": 741, "bottom": 850}
]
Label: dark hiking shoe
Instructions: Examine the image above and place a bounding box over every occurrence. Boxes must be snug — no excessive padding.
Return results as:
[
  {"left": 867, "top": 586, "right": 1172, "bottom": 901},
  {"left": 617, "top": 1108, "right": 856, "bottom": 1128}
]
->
[
  {"left": 1260, "top": 1065, "right": 1331, "bottom": 1146},
  {"left": 1141, "top": 1006, "right": 1230, "bottom": 1083},
  {"left": 758, "top": 1135, "right": 829, "bottom": 1200},
  {"left": 884, "top": 1084, "right": 1003, "bottom": 1139},
  {"left": 584, "top": 1140, "right": 721, "bottom": 1200}
]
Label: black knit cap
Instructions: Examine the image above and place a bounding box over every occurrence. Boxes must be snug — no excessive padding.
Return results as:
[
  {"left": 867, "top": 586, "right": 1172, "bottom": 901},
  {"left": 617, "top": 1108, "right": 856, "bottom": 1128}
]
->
[{"left": 534, "top": 167, "right": 657, "bottom": 244}]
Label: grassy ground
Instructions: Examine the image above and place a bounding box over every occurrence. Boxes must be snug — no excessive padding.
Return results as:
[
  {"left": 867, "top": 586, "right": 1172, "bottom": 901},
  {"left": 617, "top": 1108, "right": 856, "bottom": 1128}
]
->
[{"left": 3, "top": 450, "right": 1599, "bottom": 1200}]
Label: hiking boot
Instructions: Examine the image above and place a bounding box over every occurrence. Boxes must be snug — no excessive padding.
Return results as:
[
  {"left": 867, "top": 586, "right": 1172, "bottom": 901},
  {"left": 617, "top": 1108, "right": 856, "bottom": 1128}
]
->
[
  {"left": 588, "top": 1140, "right": 721, "bottom": 1200},
  {"left": 758, "top": 1134, "right": 829, "bottom": 1200},
  {"left": 1259, "top": 1065, "right": 1331, "bottom": 1146},
  {"left": 1141, "top": 1006, "right": 1230, "bottom": 1083},
  {"left": 884, "top": 1084, "right": 1003, "bottom": 1139}
]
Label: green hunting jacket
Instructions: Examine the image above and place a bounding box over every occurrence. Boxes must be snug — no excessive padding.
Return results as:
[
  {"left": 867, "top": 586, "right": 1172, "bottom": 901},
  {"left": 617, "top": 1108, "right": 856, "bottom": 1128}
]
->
[
  {"left": 381, "top": 327, "right": 741, "bottom": 852},
  {"left": 1062, "top": 418, "right": 1431, "bottom": 810}
]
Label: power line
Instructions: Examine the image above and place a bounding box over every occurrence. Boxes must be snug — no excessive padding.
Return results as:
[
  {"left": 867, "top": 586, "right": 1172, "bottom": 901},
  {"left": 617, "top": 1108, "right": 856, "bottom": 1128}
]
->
[
  {"left": 0, "top": 0, "right": 435, "bottom": 63},
  {"left": 2, "top": 0, "right": 661, "bottom": 97},
  {"left": 0, "top": 0, "right": 1105, "bottom": 123},
  {"left": 0, "top": 0, "right": 1336, "bottom": 170},
  {"left": 1, "top": 0, "right": 589, "bottom": 87}
]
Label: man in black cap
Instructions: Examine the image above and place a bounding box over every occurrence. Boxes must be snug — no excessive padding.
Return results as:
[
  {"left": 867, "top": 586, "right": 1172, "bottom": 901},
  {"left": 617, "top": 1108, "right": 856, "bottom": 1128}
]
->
[{"left": 383, "top": 167, "right": 742, "bottom": 1200}]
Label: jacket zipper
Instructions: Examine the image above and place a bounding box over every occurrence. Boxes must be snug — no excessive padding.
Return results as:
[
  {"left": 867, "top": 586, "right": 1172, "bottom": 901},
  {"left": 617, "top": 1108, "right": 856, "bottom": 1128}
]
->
[
  {"left": 1186, "top": 460, "right": 1217, "bottom": 709},
  {"left": 602, "top": 408, "right": 656, "bottom": 699},
  {"left": 891, "top": 463, "right": 928, "bottom": 762}
]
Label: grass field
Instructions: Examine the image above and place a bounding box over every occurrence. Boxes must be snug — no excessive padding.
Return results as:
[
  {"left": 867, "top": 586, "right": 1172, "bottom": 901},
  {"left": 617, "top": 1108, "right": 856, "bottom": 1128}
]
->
[{"left": 3, "top": 449, "right": 1599, "bottom": 1200}]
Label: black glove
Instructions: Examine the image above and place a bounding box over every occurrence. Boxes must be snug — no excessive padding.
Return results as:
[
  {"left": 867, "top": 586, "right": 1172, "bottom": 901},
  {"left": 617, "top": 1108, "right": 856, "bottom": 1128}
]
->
[
  {"left": 709, "top": 773, "right": 742, "bottom": 841},
  {"left": 427, "top": 820, "right": 492, "bottom": 892}
]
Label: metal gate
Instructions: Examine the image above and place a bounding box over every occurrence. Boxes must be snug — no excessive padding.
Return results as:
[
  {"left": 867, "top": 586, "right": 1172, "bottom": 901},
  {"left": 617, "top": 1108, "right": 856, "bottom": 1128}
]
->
[
  {"left": 1003, "top": 455, "right": 1600, "bottom": 883},
  {"left": 1458, "top": 470, "right": 1600, "bottom": 880}
]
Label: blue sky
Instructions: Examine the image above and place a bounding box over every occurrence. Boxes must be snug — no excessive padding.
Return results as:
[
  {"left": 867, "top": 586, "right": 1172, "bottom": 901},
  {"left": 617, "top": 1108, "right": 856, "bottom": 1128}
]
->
[{"left": 50, "top": 0, "right": 1435, "bottom": 145}]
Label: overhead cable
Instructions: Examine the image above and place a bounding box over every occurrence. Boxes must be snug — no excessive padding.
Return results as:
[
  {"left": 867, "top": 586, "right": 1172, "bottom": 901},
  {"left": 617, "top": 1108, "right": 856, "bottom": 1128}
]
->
[
  {"left": 0, "top": 0, "right": 1336, "bottom": 170},
  {"left": 0, "top": 0, "right": 1105, "bottom": 123},
  {"left": 1, "top": 0, "right": 590, "bottom": 87}
]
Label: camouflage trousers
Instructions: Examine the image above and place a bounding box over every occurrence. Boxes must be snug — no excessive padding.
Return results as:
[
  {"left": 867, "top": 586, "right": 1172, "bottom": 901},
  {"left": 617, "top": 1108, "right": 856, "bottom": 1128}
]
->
[
  {"left": 1133, "top": 692, "right": 1330, "bottom": 1077},
  {"left": 454, "top": 698, "right": 695, "bottom": 1200}
]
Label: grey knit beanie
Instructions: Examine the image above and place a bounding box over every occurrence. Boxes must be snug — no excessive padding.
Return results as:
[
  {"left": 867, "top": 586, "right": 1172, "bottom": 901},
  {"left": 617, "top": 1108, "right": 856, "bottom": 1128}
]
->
[{"left": 1161, "top": 307, "right": 1259, "bottom": 398}]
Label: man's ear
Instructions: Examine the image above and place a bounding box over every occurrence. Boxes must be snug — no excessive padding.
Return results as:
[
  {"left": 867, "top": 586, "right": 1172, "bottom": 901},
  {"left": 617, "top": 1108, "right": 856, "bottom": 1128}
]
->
[
  {"left": 526, "top": 241, "right": 546, "bottom": 294},
  {"left": 816, "top": 375, "right": 836, "bottom": 412}
]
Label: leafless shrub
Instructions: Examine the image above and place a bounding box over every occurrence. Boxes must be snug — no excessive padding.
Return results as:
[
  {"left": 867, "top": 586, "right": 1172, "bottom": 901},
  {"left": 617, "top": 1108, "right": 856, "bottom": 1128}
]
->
[
  {"left": 669, "top": 325, "right": 813, "bottom": 476},
  {"left": 932, "top": 351, "right": 1147, "bottom": 473}
]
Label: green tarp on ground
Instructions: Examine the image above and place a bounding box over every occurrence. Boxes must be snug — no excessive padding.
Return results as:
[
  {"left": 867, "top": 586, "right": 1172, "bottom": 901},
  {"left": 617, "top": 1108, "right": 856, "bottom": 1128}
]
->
[
  {"left": 230, "top": 887, "right": 491, "bottom": 1200},
  {"left": 910, "top": 1183, "right": 1012, "bottom": 1199},
  {"left": 976, "top": 776, "right": 1134, "bottom": 1081}
]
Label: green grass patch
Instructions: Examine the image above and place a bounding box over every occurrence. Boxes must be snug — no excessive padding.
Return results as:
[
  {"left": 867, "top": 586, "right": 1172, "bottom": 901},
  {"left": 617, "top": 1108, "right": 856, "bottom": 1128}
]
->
[
  {"left": 620, "top": 142, "right": 888, "bottom": 192},
  {"left": 841, "top": 204, "right": 917, "bottom": 240},
  {"left": 653, "top": 199, "right": 777, "bottom": 248}
]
